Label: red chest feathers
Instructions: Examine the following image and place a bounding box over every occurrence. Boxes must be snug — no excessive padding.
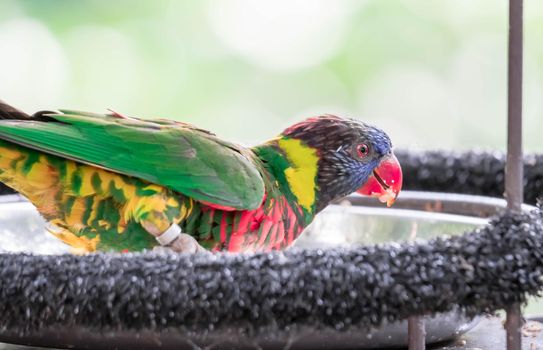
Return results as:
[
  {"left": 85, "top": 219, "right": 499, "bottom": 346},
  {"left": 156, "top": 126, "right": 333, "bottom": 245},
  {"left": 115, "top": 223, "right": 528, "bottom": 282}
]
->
[{"left": 198, "top": 196, "right": 305, "bottom": 253}]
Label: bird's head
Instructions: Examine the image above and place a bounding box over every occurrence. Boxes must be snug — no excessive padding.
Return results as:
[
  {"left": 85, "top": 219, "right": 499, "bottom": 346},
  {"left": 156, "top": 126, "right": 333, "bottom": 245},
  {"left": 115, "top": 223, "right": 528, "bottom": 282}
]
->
[{"left": 266, "top": 115, "right": 402, "bottom": 213}]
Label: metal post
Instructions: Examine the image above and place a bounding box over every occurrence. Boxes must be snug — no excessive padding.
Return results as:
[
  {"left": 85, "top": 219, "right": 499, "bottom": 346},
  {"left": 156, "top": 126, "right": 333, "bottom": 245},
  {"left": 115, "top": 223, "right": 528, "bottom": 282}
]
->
[
  {"left": 408, "top": 316, "right": 425, "bottom": 350},
  {"left": 504, "top": 0, "right": 523, "bottom": 349}
]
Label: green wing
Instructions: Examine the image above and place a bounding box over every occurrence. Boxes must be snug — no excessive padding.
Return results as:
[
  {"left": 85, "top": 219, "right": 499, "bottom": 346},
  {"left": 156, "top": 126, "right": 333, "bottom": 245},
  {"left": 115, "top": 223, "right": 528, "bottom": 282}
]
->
[{"left": 0, "top": 110, "right": 265, "bottom": 210}]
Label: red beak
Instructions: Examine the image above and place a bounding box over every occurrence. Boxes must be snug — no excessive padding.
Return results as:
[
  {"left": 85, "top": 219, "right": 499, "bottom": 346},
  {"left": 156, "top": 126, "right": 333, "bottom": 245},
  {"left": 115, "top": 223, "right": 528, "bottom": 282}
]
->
[{"left": 357, "top": 153, "right": 402, "bottom": 207}]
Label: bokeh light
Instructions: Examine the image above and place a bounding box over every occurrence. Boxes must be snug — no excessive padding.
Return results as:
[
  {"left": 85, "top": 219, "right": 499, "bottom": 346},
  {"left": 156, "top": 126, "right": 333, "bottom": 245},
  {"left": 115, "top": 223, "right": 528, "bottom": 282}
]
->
[{"left": 206, "top": 0, "right": 357, "bottom": 71}]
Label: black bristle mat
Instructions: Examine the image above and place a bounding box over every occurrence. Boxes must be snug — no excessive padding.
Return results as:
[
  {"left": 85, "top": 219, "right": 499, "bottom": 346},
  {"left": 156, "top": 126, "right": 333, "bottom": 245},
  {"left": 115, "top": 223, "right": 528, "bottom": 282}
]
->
[
  {"left": 0, "top": 150, "right": 542, "bottom": 338},
  {"left": 395, "top": 150, "right": 543, "bottom": 205},
  {"left": 0, "top": 209, "right": 542, "bottom": 336}
]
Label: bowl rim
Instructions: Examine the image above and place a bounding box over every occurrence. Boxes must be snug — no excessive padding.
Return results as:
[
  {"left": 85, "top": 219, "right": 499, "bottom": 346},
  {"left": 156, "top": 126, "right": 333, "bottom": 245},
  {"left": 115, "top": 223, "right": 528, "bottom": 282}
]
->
[{"left": 2, "top": 190, "right": 535, "bottom": 218}]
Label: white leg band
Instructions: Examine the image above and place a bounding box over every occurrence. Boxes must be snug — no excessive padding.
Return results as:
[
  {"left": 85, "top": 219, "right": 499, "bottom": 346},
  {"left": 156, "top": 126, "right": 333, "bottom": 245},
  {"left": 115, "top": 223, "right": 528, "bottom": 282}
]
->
[{"left": 155, "top": 224, "right": 182, "bottom": 246}]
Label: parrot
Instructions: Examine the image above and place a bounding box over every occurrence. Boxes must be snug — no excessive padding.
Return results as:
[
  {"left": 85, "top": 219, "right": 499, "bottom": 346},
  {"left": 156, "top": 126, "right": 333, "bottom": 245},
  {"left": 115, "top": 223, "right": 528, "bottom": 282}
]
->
[{"left": 0, "top": 100, "right": 402, "bottom": 254}]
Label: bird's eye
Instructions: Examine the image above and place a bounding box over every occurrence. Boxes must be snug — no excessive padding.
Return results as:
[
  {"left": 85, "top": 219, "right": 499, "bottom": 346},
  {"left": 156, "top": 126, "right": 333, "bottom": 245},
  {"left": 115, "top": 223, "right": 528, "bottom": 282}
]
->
[{"left": 356, "top": 143, "right": 370, "bottom": 158}]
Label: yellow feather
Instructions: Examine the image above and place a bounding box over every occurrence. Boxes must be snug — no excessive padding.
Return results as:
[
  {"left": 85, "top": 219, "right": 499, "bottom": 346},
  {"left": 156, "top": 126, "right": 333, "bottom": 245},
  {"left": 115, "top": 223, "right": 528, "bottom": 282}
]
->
[
  {"left": 277, "top": 138, "right": 319, "bottom": 212},
  {"left": 66, "top": 197, "right": 86, "bottom": 228},
  {"left": 46, "top": 221, "right": 99, "bottom": 253},
  {"left": 86, "top": 195, "right": 101, "bottom": 226},
  {"left": 98, "top": 220, "right": 112, "bottom": 230},
  {"left": 0, "top": 147, "right": 21, "bottom": 165},
  {"left": 79, "top": 168, "right": 96, "bottom": 196},
  {"left": 65, "top": 161, "right": 77, "bottom": 182},
  {"left": 26, "top": 156, "right": 56, "bottom": 188}
]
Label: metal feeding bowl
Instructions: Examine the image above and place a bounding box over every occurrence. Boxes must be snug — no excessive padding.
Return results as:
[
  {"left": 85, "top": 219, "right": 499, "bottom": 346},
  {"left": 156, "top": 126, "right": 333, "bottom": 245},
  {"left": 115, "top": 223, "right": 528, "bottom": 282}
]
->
[{"left": 0, "top": 191, "right": 509, "bottom": 349}]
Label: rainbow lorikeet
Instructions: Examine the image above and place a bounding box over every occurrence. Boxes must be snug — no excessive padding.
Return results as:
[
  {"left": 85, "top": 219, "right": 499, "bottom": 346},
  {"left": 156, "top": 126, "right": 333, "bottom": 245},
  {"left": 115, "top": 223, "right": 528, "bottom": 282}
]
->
[{"left": 0, "top": 100, "right": 402, "bottom": 253}]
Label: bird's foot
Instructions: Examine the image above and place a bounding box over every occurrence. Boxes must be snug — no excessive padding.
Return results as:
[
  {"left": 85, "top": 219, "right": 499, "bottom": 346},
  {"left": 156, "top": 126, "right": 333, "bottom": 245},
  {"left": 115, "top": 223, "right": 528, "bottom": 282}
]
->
[
  {"left": 151, "top": 224, "right": 209, "bottom": 254},
  {"left": 154, "top": 233, "right": 209, "bottom": 254}
]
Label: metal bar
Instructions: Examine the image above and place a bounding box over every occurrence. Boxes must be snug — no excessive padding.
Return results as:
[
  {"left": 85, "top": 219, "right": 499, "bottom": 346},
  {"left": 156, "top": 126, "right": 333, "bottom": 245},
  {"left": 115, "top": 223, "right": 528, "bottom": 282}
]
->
[
  {"left": 505, "top": 0, "right": 524, "bottom": 349},
  {"left": 505, "top": 0, "right": 524, "bottom": 213},
  {"left": 506, "top": 304, "right": 522, "bottom": 350},
  {"left": 408, "top": 316, "right": 425, "bottom": 350}
]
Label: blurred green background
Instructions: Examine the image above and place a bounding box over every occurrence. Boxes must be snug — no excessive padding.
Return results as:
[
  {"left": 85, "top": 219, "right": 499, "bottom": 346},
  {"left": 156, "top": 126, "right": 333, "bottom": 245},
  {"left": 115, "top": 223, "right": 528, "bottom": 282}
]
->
[{"left": 0, "top": 0, "right": 541, "bottom": 151}]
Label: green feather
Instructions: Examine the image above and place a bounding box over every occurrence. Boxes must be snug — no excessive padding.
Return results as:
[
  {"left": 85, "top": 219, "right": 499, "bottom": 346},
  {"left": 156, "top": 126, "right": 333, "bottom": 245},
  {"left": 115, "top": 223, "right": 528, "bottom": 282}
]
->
[{"left": 0, "top": 111, "right": 265, "bottom": 210}]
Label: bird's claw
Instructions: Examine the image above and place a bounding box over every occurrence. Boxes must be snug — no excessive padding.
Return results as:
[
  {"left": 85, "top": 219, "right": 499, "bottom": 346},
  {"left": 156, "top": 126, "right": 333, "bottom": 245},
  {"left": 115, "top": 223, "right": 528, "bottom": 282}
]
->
[{"left": 153, "top": 233, "right": 210, "bottom": 254}]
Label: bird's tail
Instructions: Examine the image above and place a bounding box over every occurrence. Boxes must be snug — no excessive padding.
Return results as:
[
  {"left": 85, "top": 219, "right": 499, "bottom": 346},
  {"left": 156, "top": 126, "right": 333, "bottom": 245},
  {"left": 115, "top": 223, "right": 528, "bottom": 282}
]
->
[
  {"left": 0, "top": 100, "right": 26, "bottom": 195},
  {"left": 0, "top": 99, "right": 31, "bottom": 120},
  {"left": 0, "top": 100, "right": 50, "bottom": 199}
]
